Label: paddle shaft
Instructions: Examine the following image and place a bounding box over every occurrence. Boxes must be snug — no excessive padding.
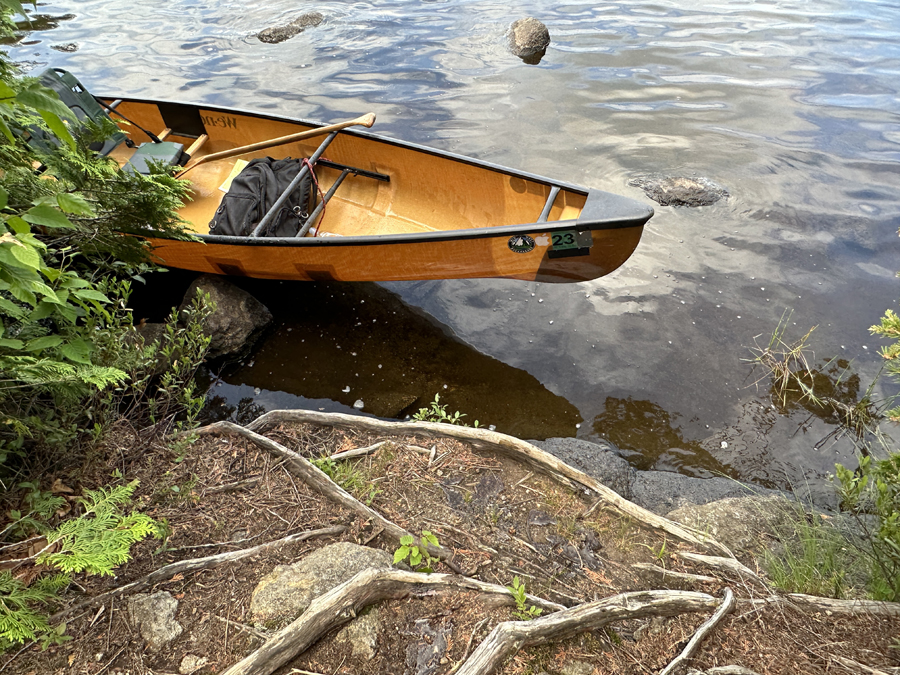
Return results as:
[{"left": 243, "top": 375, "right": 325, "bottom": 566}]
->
[{"left": 177, "top": 112, "right": 376, "bottom": 176}]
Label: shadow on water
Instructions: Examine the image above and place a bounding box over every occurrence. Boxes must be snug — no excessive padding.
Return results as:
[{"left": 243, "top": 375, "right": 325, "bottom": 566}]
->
[
  {"left": 179, "top": 279, "right": 583, "bottom": 439},
  {"left": 590, "top": 397, "right": 736, "bottom": 479}
]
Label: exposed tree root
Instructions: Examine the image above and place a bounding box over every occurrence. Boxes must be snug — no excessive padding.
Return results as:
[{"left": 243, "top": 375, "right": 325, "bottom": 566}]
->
[
  {"left": 51, "top": 525, "right": 345, "bottom": 622},
  {"left": 784, "top": 593, "right": 900, "bottom": 617},
  {"left": 194, "top": 421, "right": 458, "bottom": 567},
  {"left": 676, "top": 551, "right": 769, "bottom": 590},
  {"left": 455, "top": 589, "right": 721, "bottom": 675},
  {"left": 220, "top": 568, "right": 566, "bottom": 675},
  {"left": 631, "top": 563, "right": 718, "bottom": 585},
  {"left": 244, "top": 410, "right": 734, "bottom": 557},
  {"left": 659, "top": 588, "right": 735, "bottom": 675}
]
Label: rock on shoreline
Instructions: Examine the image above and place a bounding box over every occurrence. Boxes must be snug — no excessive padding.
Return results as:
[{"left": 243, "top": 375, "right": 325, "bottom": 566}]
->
[{"left": 530, "top": 436, "right": 785, "bottom": 515}]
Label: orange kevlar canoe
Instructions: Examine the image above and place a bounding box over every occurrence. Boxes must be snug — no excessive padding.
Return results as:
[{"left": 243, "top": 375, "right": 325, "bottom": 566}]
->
[{"left": 100, "top": 97, "right": 653, "bottom": 283}]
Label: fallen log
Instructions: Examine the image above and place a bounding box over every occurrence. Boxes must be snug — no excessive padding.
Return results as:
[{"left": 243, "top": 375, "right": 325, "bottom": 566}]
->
[
  {"left": 220, "top": 568, "right": 566, "bottom": 675},
  {"left": 243, "top": 410, "right": 733, "bottom": 557}
]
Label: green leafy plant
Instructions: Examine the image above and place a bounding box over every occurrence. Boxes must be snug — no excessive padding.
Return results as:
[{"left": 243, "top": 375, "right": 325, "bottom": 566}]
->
[
  {"left": 393, "top": 530, "right": 440, "bottom": 573},
  {"left": 507, "top": 576, "right": 542, "bottom": 620},
  {"left": 312, "top": 456, "right": 366, "bottom": 495},
  {"left": 0, "top": 571, "right": 72, "bottom": 651},
  {"left": 38, "top": 480, "right": 166, "bottom": 576},
  {"left": 412, "top": 393, "right": 479, "bottom": 427}
]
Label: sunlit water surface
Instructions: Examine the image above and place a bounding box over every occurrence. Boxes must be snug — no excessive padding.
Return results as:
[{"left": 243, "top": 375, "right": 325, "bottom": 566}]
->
[{"left": 10, "top": 0, "right": 900, "bottom": 501}]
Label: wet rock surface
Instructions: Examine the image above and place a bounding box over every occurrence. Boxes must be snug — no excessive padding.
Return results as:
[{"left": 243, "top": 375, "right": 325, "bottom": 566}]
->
[
  {"left": 533, "top": 437, "right": 783, "bottom": 514},
  {"left": 257, "top": 12, "right": 324, "bottom": 44},
  {"left": 629, "top": 175, "right": 729, "bottom": 207},
  {"left": 250, "top": 542, "right": 392, "bottom": 622},
  {"left": 507, "top": 17, "right": 550, "bottom": 63},
  {"left": 178, "top": 274, "right": 272, "bottom": 359},
  {"left": 530, "top": 437, "right": 636, "bottom": 499},
  {"left": 50, "top": 42, "right": 78, "bottom": 52}
]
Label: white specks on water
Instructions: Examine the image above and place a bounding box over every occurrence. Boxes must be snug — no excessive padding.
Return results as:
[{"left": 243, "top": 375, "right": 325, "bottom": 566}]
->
[
  {"left": 488, "top": 425, "right": 496, "bottom": 431},
  {"left": 538, "top": 299, "right": 544, "bottom": 303},
  {"left": 531, "top": 293, "right": 535, "bottom": 297},
  {"left": 576, "top": 423, "right": 581, "bottom": 429},
  {"left": 351, "top": 352, "right": 357, "bottom": 356},
  {"left": 443, "top": 384, "right": 448, "bottom": 389},
  {"left": 248, "top": 360, "right": 255, "bottom": 367},
  {"left": 863, "top": 345, "right": 868, "bottom": 350},
  {"left": 737, "top": 315, "right": 741, "bottom": 319},
  {"left": 353, "top": 399, "right": 364, "bottom": 409},
  {"left": 342, "top": 386, "right": 350, "bottom": 393},
  {"left": 254, "top": 387, "right": 260, "bottom": 395},
  {"left": 378, "top": 364, "right": 382, "bottom": 368}
]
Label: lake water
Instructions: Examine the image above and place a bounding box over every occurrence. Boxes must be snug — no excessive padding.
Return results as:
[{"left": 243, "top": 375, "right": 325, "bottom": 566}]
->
[{"left": 9, "top": 0, "right": 900, "bottom": 501}]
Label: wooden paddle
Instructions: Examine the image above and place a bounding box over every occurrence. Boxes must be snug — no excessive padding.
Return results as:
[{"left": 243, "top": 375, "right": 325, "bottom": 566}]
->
[{"left": 176, "top": 112, "right": 376, "bottom": 176}]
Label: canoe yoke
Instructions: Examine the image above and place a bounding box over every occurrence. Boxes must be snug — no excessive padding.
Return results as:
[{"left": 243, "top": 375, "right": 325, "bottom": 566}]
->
[{"left": 36, "top": 68, "right": 194, "bottom": 175}]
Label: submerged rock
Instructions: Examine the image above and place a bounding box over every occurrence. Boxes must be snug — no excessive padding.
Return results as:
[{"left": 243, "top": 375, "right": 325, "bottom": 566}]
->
[
  {"left": 250, "top": 542, "right": 392, "bottom": 623},
  {"left": 178, "top": 274, "right": 272, "bottom": 359},
  {"left": 257, "top": 12, "right": 324, "bottom": 44},
  {"left": 629, "top": 175, "right": 729, "bottom": 207},
  {"left": 507, "top": 17, "right": 550, "bottom": 64},
  {"left": 50, "top": 42, "right": 78, "bottom": 52}
]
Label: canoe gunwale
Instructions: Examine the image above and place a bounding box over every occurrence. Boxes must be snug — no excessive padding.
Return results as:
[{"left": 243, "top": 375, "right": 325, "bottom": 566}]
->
[
  {"left": 95, "top": 94, "right": 598, "bottom": 194},
  {"left": 128, "top": 212, "right": 648, "bottom": 249}
]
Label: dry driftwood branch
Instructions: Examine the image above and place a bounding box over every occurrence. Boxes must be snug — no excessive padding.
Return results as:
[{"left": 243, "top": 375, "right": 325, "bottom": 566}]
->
[
  {"left": 51, "top": 525, "right": 344, "bottom": 622},
  {"left": 455, "top": 589, "right": 721, "bottom": 675},
  {"left": 659, "top": 587, "right": 735, "bottom": 675},
  {"left": 831, "top": 656, "right": 896, "bottom": 675},
  {"left": 220, "top": 568, "right": 566, "bottom": 675},
  {"left": 195, "top": 421, "right": 455, "bottom": 563},
  {"left": 676, "top": 551, "right": 768, "bottom": 590},
  {"left": 785, "top": 593, "right": 900, "bottom": 617},
  {"left": 631, "top": 563, "right": 718, "bottom": 585},
  {"left": 328, "top": 441, "right": 390, "bottom": 461},
  {"left": 245, "top": 410, "right": 733, "bottom": 557}
]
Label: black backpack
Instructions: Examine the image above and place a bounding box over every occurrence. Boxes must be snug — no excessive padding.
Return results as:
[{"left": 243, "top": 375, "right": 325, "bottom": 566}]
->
[{"left": 209, "top": 157, "right": 315, "bottom": 237}]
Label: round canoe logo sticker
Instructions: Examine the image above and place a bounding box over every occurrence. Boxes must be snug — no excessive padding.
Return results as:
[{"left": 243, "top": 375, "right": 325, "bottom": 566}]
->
[{"left": 508, "top": 235, "right": 536, "bottom": 254}]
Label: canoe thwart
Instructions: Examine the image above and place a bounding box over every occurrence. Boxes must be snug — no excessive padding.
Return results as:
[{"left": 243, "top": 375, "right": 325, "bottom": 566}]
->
[
  {"left": 538, "top": 186, "right": 561, "bottom": 223},
  {"left": 316, "top": 159, "right": 390, "bottom": 182}
]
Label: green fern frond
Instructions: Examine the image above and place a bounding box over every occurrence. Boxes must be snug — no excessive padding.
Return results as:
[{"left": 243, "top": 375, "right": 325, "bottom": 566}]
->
[{"left": 40, "top": 480, "right": 163, "bottom": 576}]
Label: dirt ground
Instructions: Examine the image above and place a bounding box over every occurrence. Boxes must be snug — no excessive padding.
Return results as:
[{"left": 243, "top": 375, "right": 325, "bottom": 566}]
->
[{"left": 0, "top": 420, "right": 898, "bottom": 675}]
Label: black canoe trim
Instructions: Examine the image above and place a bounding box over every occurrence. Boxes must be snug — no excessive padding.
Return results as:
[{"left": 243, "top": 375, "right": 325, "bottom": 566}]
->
[{"left": 95, "top": 95, "right": 616, "bottom": 195}]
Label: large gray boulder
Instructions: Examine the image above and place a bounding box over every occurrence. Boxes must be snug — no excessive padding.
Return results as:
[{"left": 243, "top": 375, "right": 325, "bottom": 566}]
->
[
  {"left": 250, "top": 542, "right": 392, "bottom": 623},
  {"left": 665, "top": 495, "right": 799, "bottom": 556},
  {"left": 257, "top": 12, "right": 324, "bottom": 44},
  {"left": 631, "top": 472, "right": 780, "bottom": 515},
  {"left": 178, "top": 274, "right": 272, "bottom": 359},
  {"left": 529, "top": 438, "right": 636, "bottom": 499},
  {"left": 126, "top": 591, "right": 183, "bottom": 652},
  {"left": 508, "top": 18, "right": 550, "bottom": 63}
]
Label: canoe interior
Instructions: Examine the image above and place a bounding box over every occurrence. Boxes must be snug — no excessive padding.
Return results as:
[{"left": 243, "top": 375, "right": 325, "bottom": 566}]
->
[{"left": 105, "top": 101, "right": 587, "bottom": 238}]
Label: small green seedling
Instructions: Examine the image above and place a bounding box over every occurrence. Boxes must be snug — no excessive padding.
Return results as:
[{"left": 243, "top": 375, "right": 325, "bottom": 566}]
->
[
  {"left": 393, "top": 530, "right": 440, "bottom": 573},
  {"left": 507, "top": 576, "right": 542, "bottom": 620}
]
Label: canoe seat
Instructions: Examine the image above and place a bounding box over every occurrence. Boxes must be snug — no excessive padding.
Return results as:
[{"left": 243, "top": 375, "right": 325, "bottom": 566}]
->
[
  {"left": 122, "top": 141, "right": 188, "bottom": 174},
  {"left": 36, "top": 68, "right": 188, "bottom": 175}
]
